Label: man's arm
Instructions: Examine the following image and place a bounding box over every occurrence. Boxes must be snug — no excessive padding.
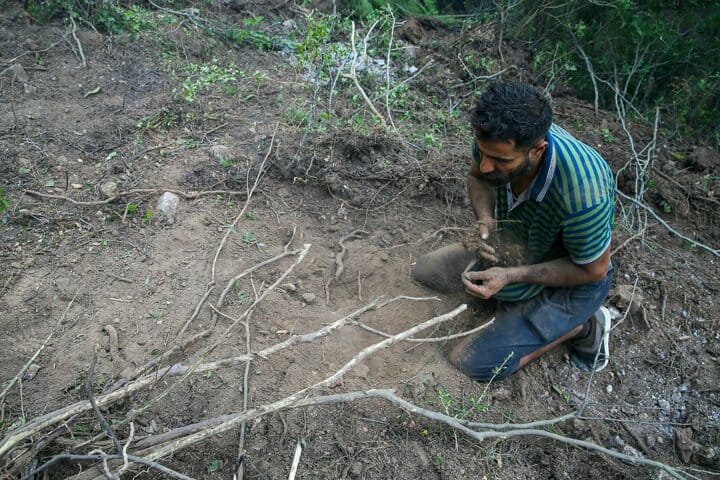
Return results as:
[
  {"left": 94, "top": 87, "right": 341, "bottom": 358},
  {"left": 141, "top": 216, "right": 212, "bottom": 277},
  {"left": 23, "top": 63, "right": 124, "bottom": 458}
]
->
[
  {"left": 462, "top": 246, "right": 611, "bottom": 299},
  {"left": 467, "top": 165, "right": 496, "bottom": 238}
]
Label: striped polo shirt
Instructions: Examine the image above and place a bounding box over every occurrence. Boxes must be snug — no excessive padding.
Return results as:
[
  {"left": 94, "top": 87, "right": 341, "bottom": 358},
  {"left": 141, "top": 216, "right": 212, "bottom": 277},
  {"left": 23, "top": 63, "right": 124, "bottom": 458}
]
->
[{"left": 471, "top": 124, "right": 615, "bottom": 302}]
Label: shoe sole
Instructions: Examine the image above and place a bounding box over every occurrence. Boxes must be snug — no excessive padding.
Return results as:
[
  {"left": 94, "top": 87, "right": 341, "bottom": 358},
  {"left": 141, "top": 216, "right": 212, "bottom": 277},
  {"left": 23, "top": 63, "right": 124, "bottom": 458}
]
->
[{"left": 594, "top": 306, "right": 612, "bottom": 372}]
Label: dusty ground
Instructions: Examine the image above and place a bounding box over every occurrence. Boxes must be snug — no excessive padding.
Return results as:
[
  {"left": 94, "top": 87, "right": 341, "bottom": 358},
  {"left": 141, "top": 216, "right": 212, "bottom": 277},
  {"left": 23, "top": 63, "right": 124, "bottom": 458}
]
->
[{"left": 1, "top": 2, "right": 719, "bottom": 479}]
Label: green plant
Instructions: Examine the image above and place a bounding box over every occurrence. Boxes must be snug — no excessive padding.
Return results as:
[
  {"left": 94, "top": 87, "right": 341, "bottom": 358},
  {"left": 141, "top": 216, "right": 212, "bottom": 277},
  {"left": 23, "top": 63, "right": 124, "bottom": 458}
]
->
[
  {"left": 142, "top": 209, "right": 153, "bottom": 224},
  {"left": 242, "top": 231, "right": 257, "bottom": 245},
  {"left": 181, "top": 61, "right": 245, "bottom": 102},
  {"left": 0, "top": 187, "right": 10, "bottom": 215},
  {"left": 25, "top": 0, "right": 155, "bottom": 35},
  {"left": 125, "top": 203, "right": 138, "bottom": 215},
  {"left": 224, "top": 16, "right": 274, "bottom": 49},
  {"left": 600, "top": 128, "right": 615, "bottom": 143}
]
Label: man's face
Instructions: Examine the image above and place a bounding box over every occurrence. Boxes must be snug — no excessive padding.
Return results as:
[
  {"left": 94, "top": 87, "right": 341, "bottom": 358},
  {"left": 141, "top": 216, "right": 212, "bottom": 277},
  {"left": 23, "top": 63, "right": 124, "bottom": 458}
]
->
[{"left": 474, "top": 138, "right": 544, "bottom": 186}]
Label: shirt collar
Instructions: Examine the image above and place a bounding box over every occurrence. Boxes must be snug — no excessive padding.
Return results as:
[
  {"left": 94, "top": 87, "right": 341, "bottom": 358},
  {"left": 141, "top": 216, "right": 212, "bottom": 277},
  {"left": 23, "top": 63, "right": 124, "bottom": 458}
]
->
[{"left": 528, "top": 130, "right": 557, "bottom": 202}]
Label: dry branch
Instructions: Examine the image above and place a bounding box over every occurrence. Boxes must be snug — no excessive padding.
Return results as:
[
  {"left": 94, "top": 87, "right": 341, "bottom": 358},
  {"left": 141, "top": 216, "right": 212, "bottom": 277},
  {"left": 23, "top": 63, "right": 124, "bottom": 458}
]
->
[{"left": 23, "top": 188, "right": 248, "bottom": 206}]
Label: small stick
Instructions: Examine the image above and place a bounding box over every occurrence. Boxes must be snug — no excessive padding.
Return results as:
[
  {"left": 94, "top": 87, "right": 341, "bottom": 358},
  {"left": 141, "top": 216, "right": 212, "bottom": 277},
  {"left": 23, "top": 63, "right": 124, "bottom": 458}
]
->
[
  {"left": 69, "top": 16, "right": 87, "bottom": 68},
  {"left": 334, "top": 230, "right": 368, "bottom": 281},
  {"left": 20, "top": 453, "right": 194, "bottom": 480},
  {"left": 24, "top": 188, "right": 248, "bottom": 206},
  {"left": 211, "top": 122, "right": 279, "bottom": 282},
  {"left": 616, "top": 189, "right": 720, "bottom": 256},
  {"left": 288, "top": 439, "right": 304, "bottom": 480},
  {"left": 344, "top": 21, "right": 387, "bottom": 128},
  {"left": 86, "top": 350, "right": 122, "bottom": 455},
  {"left": 355, "top": 317, "right": 493, "bottom": 343}
]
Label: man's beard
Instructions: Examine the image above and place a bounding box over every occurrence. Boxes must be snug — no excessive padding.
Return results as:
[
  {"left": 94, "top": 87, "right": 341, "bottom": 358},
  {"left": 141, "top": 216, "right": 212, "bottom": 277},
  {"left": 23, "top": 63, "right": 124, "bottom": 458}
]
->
[{"left": 479, "top": 153, "right": 533, "bottom": 187}]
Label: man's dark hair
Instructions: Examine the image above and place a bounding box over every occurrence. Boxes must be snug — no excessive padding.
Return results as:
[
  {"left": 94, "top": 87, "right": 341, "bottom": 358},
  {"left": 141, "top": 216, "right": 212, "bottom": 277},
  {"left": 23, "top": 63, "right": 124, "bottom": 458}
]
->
[{"left": 470, "top": 81, "right": 552, "bottom": 149}]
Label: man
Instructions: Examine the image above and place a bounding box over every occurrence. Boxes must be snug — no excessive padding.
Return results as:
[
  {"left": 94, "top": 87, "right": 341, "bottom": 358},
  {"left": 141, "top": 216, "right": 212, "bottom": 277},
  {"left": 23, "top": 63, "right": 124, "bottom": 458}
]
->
[{"left": 412, "top": 81, "right": 615, "bottom": 381}]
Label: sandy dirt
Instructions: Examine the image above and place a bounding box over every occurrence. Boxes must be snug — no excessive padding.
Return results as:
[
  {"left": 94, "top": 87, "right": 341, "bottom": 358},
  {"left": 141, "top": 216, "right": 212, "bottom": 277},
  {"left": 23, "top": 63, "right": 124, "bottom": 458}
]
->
[{"left": 1, "top": 2, "right": 719, "bottom": 479}]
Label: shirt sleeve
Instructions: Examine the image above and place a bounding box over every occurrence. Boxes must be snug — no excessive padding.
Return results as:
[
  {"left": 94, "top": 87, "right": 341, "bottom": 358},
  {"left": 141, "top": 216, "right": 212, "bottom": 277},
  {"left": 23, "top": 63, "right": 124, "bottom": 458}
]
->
[{"left": 561, "top": 201, "right": 614, "bottom": 264}]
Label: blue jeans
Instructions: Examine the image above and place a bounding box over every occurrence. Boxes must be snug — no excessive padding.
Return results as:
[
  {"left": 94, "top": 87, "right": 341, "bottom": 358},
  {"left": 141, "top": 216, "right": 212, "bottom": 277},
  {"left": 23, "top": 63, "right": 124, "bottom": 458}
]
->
[{"left": 453, "top": 267, "right": 613, "bottom": 381}]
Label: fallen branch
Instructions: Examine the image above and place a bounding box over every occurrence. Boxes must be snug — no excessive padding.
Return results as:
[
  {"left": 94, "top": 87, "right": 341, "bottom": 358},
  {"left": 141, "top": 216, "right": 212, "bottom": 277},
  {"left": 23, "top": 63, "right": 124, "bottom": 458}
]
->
[
  {"left": 0, "top": 295, "right": 434, "bottom": 460},
  {"left": 69, "top": 16, "right": 87, "bottom": 68},
  {"left": 343, "top": 21, "right": 387, "bottom": 129},
  {"left": 211, "top": 122, "right": 279, "bottom": 282},
  {"left": 287, "top": 439, "right": 304, "bottom": 480},
  {"left": 23, "top": 188, "right": 248, "bottom": 206},
  {"left": 615, "top": 189, "right": 720, "bottom": 257},
  {"left": 20, "top": 453, "right": 194, "bottom": 480},
  {"left": 355, "top": 317, "right": 492, "bottom": 343}
]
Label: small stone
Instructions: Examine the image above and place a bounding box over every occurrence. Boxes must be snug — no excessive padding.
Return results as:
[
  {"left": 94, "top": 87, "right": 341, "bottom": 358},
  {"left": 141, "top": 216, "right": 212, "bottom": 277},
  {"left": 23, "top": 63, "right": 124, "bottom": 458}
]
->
[
  {"left": 209, "top": 145, "right": 231, "bottom": 162},
  {"left": 606, "top": 384, "right": 613, "bottom": 394},
  {"left": 379, "top": 252, "right": 389, "bottom": 262},
  {"left": 99, "top": 181, "right": 119, "bottom": 199},
  {"left": 671, "top": 392, "right": 682, "bottom": 403},
  {"left": 623, "top": 445, "right": 643, "bottom": 458},
  {"left": 301, "top": 292, "right": 316, "bottom": 305},
  {"left": 71, "top": 183, "right": 82, "bottom": 189},
  {"left": 572, "top": 419, "right": 587, "bottom": 432},
  {"left": 155, "top": 192, "right": 180, "bottom": 223},
  {"left": 24, "top": 83, "right": 37, "bottom": 95},
  {"left": 23, "top": 364, "right": 41, "bottom": 380},
  {"left": 611, "top": 284, "right": 644, "bottom": 314},
  {"left": 490, "top": 388, "right": 512, "bottom": 401},
  {"left": 645, "top": 434, "right": 656, "bottom": 448},
  {"left": 658, "top": 399, "right": 671, "bottom": 411},
  {"left": 282, "top": 283, "right": 297, "bottom": 292},
  {"left": 7, "top": 64, "right": 29, "bottom": 83}
]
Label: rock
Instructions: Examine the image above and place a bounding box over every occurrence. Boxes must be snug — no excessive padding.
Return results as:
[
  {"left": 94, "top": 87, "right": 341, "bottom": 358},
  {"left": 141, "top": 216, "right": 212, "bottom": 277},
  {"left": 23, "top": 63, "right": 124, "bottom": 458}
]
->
[
  {"left": 155, "top": 192, "right": 180, "bottom": 223},
  {"left": 490, "top": 388, "right": 512, "bottom": 401},
  {"left": 24, "top": 83, "right": 37, "bottom": 95},
  {"left": 623, "top": 445, "right": 644, "bottom": 458},
  {"left": 282, "top": 283, "right": 297, "bottom": 292},
  {"left": 99, "top": 181, "right": 119, "bottom": 199},
  {"left": 611, "top": 284, "right": 644, "bottom": 315},
  {"left": 71, "top": 183, "right": 82, "bottom": 189},
  {"left": 6, "top": 63, "right": 29, "bottom": 83},
  {"left": 23, "top": 364, "right": 41, "bottom": 380},
  {"left": 645, "top": 434, "right": 656, "bottom": 448},
  {"left": 606, "top": 384, "right": 613, "bottom": 394},
  {"left": 675, "top": 427, "right": 695, "bottom": 463},
  {"left": 657, "top": 399, "right": 671, "bottom": 411},
  {"left": 209, "top": 145, "right": 231, "bottom": 162},
  {"left": 301, "top": 292, "right": 316, "bottom": 305}
]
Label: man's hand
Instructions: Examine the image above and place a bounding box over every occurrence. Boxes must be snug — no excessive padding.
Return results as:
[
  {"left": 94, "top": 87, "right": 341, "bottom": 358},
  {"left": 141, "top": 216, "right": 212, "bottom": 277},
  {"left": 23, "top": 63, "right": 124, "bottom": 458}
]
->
[
  {"left": 472, "top": 217, "right": 498, "bottom": 263},
  {"left": 461, "top": 267, "right": 511, "bottom": 299}
]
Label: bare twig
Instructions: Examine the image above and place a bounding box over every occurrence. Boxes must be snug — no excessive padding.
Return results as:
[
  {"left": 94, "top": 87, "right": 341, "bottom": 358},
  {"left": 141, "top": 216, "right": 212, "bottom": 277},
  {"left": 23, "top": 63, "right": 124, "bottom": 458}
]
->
[
  {"left": 23, "top": 188, "right": 248, "bottom": 206},
  {"left": 334, "top": 230, "right": 368, "bottom": 281},
  {"left": 355, "top": 317, "right": 492, "bottom": 343},
  {"left": 616, "top": 189, "right": 719, "bottom": 256},
  {"left": 86, "top": 350, "right": 122, "bottom": 457},
  {"left": 287, "top": 439, "right": 303, "bottom": 480},
  {"left": 0, "top": 288, "right": 82, "bottom": 403},
  {"left": 384, "top": 9, "right": 397, "bottom": 130},
  {"left": 20, "top": 453, "right": 194, "bottom": 480},
  {"left": 69, "top": 16, "right": 87, "bottom": 68},
  {"left": 344, "top": 21, "right": 387, "bottom": 129},
  {"left": 211, "top": 122, "right": 279, "bottom": 282}
]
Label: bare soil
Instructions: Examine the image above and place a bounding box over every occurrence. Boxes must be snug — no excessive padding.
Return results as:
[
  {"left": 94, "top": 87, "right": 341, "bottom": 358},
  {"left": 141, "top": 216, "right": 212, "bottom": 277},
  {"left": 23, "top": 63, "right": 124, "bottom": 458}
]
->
[{"left": 1, "top": 2, "right": 719, "bottom": 479}]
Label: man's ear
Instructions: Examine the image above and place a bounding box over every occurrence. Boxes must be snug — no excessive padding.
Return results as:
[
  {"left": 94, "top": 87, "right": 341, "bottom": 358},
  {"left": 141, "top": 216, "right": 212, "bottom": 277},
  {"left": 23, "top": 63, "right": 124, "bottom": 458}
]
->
[{"left": 530, "top": 140, "right": 548, "bottom": 161}]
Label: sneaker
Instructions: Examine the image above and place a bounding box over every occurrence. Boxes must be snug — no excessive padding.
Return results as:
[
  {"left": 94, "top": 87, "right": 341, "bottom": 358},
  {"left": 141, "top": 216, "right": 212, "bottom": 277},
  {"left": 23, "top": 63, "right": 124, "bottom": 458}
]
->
[{"left": 569, "top": 306, "right": 612, "bottom": 372}]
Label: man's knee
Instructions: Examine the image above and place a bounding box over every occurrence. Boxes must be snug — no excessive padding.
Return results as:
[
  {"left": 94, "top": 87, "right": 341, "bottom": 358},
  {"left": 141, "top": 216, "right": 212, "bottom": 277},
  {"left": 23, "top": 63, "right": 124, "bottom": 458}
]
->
[
  {"left": 449, "top": 339, "right": 518, "bottom": 382},
  {"left": 412, "top": 243, "right": 475, "bottom": 293}
]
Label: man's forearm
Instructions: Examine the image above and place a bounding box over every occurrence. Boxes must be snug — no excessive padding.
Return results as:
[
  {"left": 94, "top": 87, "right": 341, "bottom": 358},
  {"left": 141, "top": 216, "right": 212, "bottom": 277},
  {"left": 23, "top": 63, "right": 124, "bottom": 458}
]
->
[
  {"left": 505, "top": 256, "right": 607, "bottom": 287},
  {"left": 466, "top": 174, "right": 495, "bottom": 220}
]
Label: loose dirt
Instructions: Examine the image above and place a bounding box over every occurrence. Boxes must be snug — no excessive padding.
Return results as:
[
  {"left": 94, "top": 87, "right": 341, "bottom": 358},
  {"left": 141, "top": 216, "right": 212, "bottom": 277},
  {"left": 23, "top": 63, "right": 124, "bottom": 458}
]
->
[{"left": 1, "top": 2, "right": 719, "bottom": 479}]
